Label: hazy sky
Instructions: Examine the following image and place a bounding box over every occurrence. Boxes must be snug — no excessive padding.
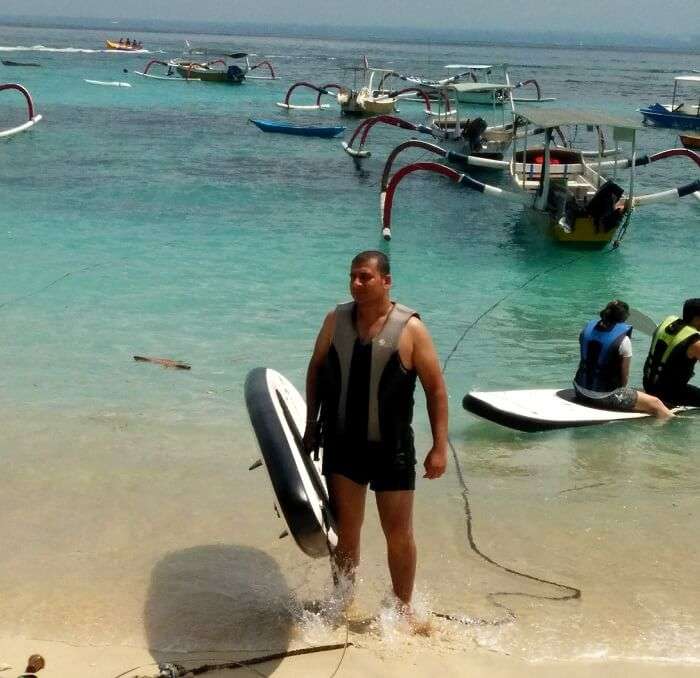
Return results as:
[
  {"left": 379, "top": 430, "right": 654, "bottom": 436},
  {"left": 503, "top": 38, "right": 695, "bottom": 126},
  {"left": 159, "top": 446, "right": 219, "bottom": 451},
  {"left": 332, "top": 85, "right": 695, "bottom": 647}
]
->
[{"left": 3, "top": 1, "right": 699, "bottom": 36}]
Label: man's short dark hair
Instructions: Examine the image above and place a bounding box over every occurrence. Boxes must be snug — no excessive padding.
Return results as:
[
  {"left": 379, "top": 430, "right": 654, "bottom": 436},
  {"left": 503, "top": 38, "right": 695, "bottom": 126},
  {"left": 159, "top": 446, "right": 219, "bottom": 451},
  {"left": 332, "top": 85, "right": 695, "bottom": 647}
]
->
[
  {"left": 683, "top": 298, "right": 700, "bottom": 322},
  {"left": 351, "top": 250, "right": 390, "bottom": 276}
]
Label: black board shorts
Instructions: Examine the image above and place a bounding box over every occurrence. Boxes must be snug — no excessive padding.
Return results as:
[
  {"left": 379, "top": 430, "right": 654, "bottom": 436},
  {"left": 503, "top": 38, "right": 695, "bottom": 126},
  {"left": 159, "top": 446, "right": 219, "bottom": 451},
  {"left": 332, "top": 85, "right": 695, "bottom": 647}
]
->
[{"left": 323, "top": 441, "right": 416, "bottom": 492}]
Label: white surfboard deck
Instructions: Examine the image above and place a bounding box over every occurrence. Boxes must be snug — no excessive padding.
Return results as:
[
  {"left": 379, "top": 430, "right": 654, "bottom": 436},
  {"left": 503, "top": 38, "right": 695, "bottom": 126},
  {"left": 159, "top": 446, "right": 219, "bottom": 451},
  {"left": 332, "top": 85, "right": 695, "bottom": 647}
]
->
[{"left": 463, "top": 388, "right": 694, "bottom": 432}]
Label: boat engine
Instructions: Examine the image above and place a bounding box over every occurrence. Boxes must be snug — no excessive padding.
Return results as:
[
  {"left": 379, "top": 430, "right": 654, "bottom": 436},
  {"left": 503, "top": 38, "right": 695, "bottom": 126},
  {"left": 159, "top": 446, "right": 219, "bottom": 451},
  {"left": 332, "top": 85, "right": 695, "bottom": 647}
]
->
[
  {"left": 227, "top": 65, "right": 245, "bottom": 83},
  {"left": 587, "top": 180, "right": 625, "bottom": 232},
  {"left": 464, "top": 117, "right": 488, "bottom": 153}
]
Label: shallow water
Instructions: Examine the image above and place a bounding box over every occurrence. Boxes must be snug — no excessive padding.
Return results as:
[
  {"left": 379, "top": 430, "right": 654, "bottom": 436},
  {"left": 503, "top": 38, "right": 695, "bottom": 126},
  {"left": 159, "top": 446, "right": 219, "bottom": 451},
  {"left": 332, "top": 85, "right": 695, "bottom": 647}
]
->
[{"left": 0, "top": 22, "right": 699, "bottom": 670}]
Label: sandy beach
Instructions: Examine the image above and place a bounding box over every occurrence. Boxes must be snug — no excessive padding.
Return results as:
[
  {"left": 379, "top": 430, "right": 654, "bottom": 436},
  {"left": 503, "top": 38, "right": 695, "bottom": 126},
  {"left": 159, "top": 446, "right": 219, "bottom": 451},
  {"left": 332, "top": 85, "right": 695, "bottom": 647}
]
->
[{"left": 2, "top": 405, "right": 698, "bottom": 677}]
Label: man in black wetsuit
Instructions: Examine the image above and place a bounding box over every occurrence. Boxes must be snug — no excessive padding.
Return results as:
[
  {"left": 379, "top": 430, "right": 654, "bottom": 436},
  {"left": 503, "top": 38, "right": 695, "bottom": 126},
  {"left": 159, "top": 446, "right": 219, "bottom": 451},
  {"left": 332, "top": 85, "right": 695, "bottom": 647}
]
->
[
  {"left": 643, "top": 298, "right": 700, "bottom": 406},
  {"left": 303, "top": 250, "right": 448, "bottom": 613}
]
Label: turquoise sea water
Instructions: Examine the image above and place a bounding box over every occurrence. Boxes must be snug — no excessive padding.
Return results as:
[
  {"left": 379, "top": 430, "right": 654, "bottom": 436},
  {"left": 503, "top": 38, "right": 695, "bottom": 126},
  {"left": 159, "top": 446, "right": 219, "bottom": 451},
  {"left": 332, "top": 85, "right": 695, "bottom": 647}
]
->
[{"left": 1, "top": 23, "right": 699, "bottom": 670}]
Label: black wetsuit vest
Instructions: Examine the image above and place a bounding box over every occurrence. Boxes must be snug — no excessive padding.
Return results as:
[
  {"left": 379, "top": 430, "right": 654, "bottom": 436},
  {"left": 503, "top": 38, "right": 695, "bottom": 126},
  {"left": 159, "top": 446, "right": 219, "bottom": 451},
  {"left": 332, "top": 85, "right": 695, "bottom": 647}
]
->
[
  {"left": 643, "top": 316, "right": 700, "bottom": 395},
  {"left": 320, "top": 301, "right": 418, "bottom": 454}
]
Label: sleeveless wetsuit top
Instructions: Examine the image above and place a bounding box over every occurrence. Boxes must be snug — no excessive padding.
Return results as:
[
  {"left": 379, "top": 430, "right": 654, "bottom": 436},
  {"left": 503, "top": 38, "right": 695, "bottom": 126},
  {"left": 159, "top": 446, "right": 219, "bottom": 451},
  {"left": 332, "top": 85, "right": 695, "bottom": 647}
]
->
[{"left": 320, "top": 301, "right": 419, "bottom": 453}]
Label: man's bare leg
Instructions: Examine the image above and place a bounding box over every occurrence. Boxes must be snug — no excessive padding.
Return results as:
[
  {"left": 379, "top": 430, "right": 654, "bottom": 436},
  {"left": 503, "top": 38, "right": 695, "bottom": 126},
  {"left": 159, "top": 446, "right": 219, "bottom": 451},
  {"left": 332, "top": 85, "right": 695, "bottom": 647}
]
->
[
  {"left": 375, "top": 490, "right": 416, "bottom": 606},
  {"left": 328, "top": 474, "right": 367, "bottom": 588},
  {"left": 635, "top": 391, "right": 674, "bottom": 418}
]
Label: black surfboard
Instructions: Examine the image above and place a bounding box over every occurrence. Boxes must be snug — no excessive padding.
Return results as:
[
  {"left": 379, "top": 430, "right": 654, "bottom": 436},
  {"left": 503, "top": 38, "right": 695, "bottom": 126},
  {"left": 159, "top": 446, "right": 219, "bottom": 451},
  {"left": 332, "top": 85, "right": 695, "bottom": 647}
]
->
[{"left": 245, "top": 367, "right": 337, "bottom": 558}]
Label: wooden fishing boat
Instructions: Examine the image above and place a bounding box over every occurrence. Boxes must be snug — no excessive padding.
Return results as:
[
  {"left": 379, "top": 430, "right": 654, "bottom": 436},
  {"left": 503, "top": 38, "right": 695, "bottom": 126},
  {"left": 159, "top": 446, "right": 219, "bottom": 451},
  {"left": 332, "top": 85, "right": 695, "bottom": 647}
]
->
[
  {"left": 396, "top": 63, "right": 555, "bottom": 106},
  {"left": 379, "top": 107, "right": 700, "bottom": 245},
  {"left": 680, "top": 133, "right": 700, "bottom": 149},
  {"left": 250, "top": 119, "right": 345, "bottom": 138}
]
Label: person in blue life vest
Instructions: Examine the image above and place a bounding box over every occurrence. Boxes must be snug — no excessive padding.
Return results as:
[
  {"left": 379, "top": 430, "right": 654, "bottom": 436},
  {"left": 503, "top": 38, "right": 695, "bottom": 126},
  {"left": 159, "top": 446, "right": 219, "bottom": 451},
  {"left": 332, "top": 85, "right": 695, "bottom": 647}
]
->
[
  {"left": 574, "top": 300, "right": 672, "bottom": 417},
  {"left": 643, "top": 298, "right": 700, "bottom": 407},
  {"left": 303, "top": 250, "right": 448, "bottom": 615}
]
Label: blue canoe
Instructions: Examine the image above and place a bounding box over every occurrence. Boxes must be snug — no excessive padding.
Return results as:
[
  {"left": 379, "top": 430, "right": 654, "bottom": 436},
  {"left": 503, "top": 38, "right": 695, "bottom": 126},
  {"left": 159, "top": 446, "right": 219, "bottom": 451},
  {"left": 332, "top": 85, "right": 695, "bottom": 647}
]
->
[{"left": 250, "top": 118, "right": 345, "bottom": 138}]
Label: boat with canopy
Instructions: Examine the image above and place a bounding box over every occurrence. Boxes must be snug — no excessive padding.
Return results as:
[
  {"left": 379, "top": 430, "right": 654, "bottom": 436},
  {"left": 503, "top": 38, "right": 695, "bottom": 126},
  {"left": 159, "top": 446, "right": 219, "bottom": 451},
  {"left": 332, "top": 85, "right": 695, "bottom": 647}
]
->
[
  {"left": 392, "top": 63, "right": 554, "bottom": 106},
  {"left": 640, "top": 75, "right": 700, "bottom": 131},
  {"left": 343, "top": 82, "right": 523, "bottom": 163},
  {"left": 379, "top": 106, "right": 700, "bottom": 245},
  {"left": 133, "top": 49, "right": 276, "bottom": 83}
]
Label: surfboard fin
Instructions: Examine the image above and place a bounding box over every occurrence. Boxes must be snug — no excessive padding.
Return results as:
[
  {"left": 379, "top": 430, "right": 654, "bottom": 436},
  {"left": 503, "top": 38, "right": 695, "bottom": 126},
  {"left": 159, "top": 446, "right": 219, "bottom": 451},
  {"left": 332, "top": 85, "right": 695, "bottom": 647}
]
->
[
  {"left": 248, "top": 459, "right": 262, "bottom": 470},
  {"left": 279, "top": 530, "right": 289, "bottom": 539}
]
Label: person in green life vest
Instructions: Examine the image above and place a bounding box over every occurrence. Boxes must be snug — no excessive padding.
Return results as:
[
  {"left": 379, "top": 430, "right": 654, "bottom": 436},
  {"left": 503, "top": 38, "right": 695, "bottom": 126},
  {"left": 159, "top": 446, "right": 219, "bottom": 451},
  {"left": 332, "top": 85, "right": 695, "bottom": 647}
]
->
[
  {"left": 643, "top": 298, "right": 700, "bottom": 407},
  {"left": 574, "top": 299, "right": 672, "bottom": 417},
  {"left": 303, "top": 250, "right": 448, "bottom": 619}
]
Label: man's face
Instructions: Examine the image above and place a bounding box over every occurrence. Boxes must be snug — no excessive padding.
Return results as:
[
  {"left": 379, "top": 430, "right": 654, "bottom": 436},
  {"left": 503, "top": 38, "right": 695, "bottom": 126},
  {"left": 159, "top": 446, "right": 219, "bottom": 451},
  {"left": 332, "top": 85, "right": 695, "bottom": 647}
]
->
[
  {"left": 349, "top": 258, "right": 390, "bottom": 304},
  {"left": 690, "top": 315, "right": 700, "bottom": 331}
]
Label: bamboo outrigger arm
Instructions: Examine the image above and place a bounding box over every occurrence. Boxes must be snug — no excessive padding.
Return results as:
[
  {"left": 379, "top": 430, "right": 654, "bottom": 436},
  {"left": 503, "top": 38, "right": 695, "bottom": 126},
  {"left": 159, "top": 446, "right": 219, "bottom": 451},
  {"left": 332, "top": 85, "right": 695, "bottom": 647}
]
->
[
  {"left": 276, "top": 81, "right": 339, "bottom": 110},
  {"left": 342, "top": 115, "right": 435, "bottom": 158},
  {"left": 0, "top": 83, "right": 42, "bottom": 139},
  {"left": 380, "top": 160, "right": 529, "bottom": 241}
]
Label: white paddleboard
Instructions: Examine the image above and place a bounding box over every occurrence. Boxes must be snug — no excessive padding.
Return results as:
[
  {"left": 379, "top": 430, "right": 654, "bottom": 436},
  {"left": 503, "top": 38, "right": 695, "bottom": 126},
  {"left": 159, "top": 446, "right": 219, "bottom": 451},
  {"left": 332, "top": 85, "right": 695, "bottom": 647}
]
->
[
  {"left": 463, "top": 388, "right": 694, "bottom": 432},
  {"left": 245, "top": 367, "right": 337, "bottom": 558}
]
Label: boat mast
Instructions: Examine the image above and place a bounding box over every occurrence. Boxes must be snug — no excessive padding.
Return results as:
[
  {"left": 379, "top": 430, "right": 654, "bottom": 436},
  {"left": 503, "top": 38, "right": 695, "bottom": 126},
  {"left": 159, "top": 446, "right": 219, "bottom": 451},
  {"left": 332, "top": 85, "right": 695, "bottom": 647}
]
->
[{"left": 534, "top": 127, "right": 552, "bottom": 211}]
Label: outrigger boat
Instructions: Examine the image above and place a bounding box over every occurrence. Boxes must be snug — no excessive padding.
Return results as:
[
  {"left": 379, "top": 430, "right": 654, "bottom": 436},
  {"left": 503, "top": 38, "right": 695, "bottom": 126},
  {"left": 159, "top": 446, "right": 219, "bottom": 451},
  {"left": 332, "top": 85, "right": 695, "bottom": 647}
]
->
[
  {"left": 379, "top": 107, "right": 700, "bottom": 245},
  {"left": 393, "top": 63, "right": 554, "bottom": 106},
  {"left": 640, "top": 75, "right": 700, "bottom": 131},
  {"left": 343, "top": 83, "right": 524, "bottom": 163},
  {"left": 0, "top": 83, "right": 42, "bottom": 139},
  {"left": 278, "top": 75, "right": 436, "bottom": 118},
  {"left": 335, "top": 67, "right": 400, "bottom": 116},
  {"left": 133, "top": 51, "right": 276, "bottom": 83}
]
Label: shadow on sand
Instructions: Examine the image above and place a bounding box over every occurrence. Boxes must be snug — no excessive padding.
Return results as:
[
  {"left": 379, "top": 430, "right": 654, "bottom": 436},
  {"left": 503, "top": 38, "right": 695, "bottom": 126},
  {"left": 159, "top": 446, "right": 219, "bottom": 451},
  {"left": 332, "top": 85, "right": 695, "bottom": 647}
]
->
[{"left": 144, "top": 544, "right": 293, "bottom": 673}]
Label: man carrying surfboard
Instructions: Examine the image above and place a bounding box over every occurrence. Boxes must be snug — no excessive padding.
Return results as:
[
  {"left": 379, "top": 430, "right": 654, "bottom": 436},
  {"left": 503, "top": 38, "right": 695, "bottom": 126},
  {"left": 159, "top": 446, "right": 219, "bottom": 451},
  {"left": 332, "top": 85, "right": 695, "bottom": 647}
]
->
[
  {"left": 574, "top": 300, "right": 672, "bottom": 418},
  {"left": 303, "top": 250, "right": 448, "bottom": 613},
  {"left": 643, "top": 298, "right": 700, "bottom": 407}
]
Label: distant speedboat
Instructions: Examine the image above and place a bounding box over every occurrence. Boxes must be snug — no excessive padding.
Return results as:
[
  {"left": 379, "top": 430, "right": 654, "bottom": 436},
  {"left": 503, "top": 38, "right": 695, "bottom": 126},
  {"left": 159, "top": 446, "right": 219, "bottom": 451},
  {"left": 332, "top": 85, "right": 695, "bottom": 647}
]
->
[{"left": 640, "top": 75, "right": 700, "bottom": 131}]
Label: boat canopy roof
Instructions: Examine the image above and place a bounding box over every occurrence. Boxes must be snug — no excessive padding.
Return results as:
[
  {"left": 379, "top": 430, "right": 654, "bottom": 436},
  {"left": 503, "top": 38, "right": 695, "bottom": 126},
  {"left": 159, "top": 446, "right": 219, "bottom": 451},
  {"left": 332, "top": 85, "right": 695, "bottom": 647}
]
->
[
  {"left": 516, "top": 106, "right": 643, "bottom": 130},
  {"left": 447, "top": 82, "right": 511, "bottom": 93},
  {"left": 674, "top": 75, "right": 700, "bottom": 84}
]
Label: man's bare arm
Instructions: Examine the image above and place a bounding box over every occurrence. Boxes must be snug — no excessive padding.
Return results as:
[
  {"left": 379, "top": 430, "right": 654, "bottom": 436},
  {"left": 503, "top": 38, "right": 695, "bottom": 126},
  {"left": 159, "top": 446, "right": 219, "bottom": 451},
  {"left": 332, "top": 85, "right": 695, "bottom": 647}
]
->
[
  {"left": 620, "top": 356, "right": 631, "bottom": 386},
  {"left": 303, "top": 311, "right": 335, "bottom": 451},
  {"left": 409, "top": 318, "right": 448, "bottom": 479}
]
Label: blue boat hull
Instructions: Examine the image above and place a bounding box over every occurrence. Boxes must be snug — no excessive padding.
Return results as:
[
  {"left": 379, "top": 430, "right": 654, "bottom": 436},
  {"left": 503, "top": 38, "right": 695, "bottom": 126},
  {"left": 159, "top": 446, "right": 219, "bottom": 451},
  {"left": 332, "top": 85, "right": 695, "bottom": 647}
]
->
[
  {"left": 251, "top": 118, "right": 345, "bottom": 138},
  {"left": 640, "top": 104, "right": 700, "bottom": 131}
]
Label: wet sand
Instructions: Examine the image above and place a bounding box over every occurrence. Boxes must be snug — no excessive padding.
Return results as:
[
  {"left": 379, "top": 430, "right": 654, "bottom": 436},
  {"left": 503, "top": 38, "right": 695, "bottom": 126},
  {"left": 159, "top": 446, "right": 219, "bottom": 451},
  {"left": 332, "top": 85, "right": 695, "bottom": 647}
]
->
[{"left": 1, "top": 406, "right": 698, "bottom": 676}]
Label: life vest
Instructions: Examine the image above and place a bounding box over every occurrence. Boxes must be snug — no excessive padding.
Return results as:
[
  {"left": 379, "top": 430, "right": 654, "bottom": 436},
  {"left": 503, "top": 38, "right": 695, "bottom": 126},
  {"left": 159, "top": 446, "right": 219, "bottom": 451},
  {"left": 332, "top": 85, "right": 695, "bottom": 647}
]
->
[
  {"left": 320, "top": 301, "right": 418, "bottom": 452},
  {"left": 574, "top": 320, "right": 632, "bottom": 392},
  {"left": 643, "top": 315, "right": 700, "bottom": 393}
]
